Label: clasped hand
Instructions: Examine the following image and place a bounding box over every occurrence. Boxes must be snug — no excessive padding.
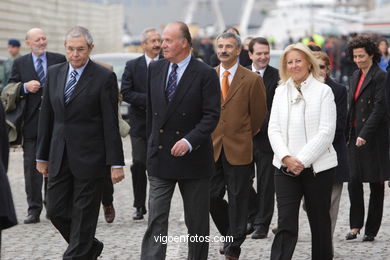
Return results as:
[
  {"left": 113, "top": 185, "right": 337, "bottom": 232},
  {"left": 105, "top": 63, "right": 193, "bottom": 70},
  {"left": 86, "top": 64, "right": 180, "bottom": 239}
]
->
[{"left": 282, "top": 156, "right": 304, "bottom": 175}]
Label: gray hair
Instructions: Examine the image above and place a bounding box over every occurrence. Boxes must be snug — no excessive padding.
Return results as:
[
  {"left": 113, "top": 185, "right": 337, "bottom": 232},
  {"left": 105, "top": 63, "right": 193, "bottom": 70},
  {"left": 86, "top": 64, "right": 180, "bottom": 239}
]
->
[
  {"left": 216, "top": 32, "right": 242, "bottom": 48},
  {"left": 141, "top": 28, "right": 159, "bottom": 43},
  {"left": 65, "top": 26, "right": 93, "bottom": 46}
]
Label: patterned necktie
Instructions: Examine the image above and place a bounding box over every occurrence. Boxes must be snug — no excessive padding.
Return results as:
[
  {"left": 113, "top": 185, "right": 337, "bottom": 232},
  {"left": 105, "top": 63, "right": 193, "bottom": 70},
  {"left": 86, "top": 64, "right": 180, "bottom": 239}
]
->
[
  {"left": 221, "top": 70, "right": 230, "bottom": 100},
  {"left": 165, "top": 63, "right": 178, "bottom": 102},
  {"left": 36, "top": 58, "right": 46, "bottom": 86},
  {"left": 64, "top": 70, "right": 78, "bottom": 104}
]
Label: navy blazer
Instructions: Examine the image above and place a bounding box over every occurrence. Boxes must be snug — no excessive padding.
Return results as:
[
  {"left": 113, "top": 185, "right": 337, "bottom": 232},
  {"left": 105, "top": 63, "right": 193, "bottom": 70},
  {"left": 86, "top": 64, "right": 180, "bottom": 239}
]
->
[
  {"left": 9, "top": 52, "right": 66, "bottom": 139},
  {"left": 146, "top": 57, "right": 220, "bottom": 180}
]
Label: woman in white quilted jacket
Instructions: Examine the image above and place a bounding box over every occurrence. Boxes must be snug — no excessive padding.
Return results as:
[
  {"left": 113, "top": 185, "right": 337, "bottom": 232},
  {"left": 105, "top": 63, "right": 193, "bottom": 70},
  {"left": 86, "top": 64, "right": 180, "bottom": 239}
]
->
[{"left": 268, "top": 43, "right": 337, "bottom": 260}]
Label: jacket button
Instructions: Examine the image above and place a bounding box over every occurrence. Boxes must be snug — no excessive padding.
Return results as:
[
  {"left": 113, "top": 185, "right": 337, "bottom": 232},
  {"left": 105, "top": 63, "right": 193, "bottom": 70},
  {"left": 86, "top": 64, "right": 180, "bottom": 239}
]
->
[
  {"left": 176, "top": 131, "right": 180, "bottom": 135},
  {"left": 182, "top": 112, "right": 186, "bottom": 116},
  {"left": 362, "top": 118, "right": 366, "bottom": 122},
  {"left": 158, "top": 145, "right": 163, "bottom": 149},
  {"left": 159, "top": 129, "right": 164, "bottom": 133},
  {"left": 154, "top": 112, "right": 158, "bottom": 116},
  {"left": 360, "top": 99, "right": 363, "bottom": 102}
]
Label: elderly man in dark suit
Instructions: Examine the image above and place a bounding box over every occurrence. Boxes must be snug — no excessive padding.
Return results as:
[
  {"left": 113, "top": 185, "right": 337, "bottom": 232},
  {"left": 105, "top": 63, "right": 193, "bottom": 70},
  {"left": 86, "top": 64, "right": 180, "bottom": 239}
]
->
[
  {"left": 36, "top": 26, "right": 125, "bottom": 260},
  {"left": 121, "top": 28, "right": 162, "bottom": 221},
  {"left": 9, "top": 28, "right": 66, "bottom": 224},
  {"left": 140, "top": 21, "right": 220, "bottom": 260},
  {"left": 210, "top": 32, "right": 267, "bottom": 260}
]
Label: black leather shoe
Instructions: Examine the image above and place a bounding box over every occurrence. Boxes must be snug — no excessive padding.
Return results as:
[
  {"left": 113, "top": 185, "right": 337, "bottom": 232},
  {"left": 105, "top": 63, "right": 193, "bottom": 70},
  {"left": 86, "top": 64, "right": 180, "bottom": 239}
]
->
[
  {"left": 246, "top": 222, "right": 254, "bottom": 235},
  {"left": 271, "top": 226, "right": 278, "bottom": 235},
  {"left": 91, "top": 239, "right": 104, "bottom": 260},
  {"left": 251, "top": 227, "right": 267, "bottom": 239},
  {"left": 345, "top": 231, "right": 359, "bottom": 240},
  {"left": 132, "top": 207, "right": 147, "bottom": 221},
  {"left": 103, "top": 205, "right": 115, "bottom": 223},
  {"left": 362, "top": 234, "right": 375, "bottom": 242},
  {"left": 24, "top": 215, "right": 40, "bottom": 224},
  {"left": 219, "top": 245, "right": 224, "bottom": 255}
]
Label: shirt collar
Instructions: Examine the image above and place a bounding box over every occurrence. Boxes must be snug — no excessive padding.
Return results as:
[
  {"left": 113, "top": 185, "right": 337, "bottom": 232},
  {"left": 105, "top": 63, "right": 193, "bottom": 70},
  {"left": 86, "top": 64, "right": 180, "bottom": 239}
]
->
[
  {"left": 172, "top": 53, "right": 191, "bottom": 69},
  {"left": 144, "top": 53, "right": 159, "bottom": 66},
  {"left": 32, "top": 52, "right": 47, "bottom": 63},
  {"left": 220, "top": 62, "right": 238, "bottom": 78},
  {"left": 68, "top": 59, "right": 89, "bottom": 77},
  {"left": 251, "top": 64, "right": 266, "bottom": 77}
]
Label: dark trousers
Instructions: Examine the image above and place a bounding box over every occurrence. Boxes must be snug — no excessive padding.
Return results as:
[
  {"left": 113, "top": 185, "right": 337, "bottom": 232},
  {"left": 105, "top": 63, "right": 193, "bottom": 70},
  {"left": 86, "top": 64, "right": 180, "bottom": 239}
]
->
[
  {"left": 141, "top": 176, "right": 210, "bottom": 260},
  {"left": 101, "top": 175, "right": 113, "bottom": 207},
  {"left": 271, "top": 167, "right": 334, "bottom": 260},
  {"left": 248, "top": 151, "right": 275, "bottom": 232},
  {"left": 210, "top": 150, "right": 252, "bottom": 258},
  {"left": 46, "top": 153, "right": 104, "bottom": 260},
  {"left": 348, "top": 179, "right": 384, "bottom": 236},
  {"left": 23, "top": 139, "right": 47, "bottom": 217},
  {"left": 130, "top": 136, "right": 147, "bottom": 209}
]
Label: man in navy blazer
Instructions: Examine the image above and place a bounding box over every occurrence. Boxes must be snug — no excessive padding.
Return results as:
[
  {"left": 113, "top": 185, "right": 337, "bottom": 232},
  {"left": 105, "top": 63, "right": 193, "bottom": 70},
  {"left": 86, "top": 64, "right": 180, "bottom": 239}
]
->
[
  {"left": 36, "top": 26, "right": 124, "bottom": 260},
  {"left": 140, "top": 21, "right": 220, "bottom": 260},
  {"left": 121, "top": 28, "right": 162, "bottom": 221},
  {"left": 9, "top": 28, "right": 66, "bottom": 224}
]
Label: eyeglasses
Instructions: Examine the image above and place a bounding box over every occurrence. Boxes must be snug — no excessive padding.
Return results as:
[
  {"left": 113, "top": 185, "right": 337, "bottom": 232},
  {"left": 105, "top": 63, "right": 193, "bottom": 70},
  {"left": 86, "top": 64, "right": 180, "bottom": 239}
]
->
[
  {"left": 319, "top": 65, "right": 326, "bottom": 70},
  {"left": 280, "top": 166, "right": 297, "bottom": 177}
]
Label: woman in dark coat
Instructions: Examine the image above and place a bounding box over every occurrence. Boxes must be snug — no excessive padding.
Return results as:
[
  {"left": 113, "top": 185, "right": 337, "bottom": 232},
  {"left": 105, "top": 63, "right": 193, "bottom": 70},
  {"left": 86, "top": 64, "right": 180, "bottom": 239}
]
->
[
  {"left": 345, "top": 36, "right": 389, "bottom": 242},
  {"left": 0, "top": 102, "right": 17, "bottom": 251}
]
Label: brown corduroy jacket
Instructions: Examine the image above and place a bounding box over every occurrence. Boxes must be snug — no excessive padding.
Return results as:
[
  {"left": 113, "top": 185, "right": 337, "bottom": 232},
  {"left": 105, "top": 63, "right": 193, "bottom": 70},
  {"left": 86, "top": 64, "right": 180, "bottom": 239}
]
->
[{"left": 212, "top": 64, "right": 267, "bottom": 165}]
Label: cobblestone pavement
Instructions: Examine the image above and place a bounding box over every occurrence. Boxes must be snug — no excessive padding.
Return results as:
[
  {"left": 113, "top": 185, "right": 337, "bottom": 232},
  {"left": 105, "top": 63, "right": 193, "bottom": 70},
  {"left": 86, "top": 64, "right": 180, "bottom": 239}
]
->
[{"left": 2, "top": 139, "right": 390, "bottom": 260}]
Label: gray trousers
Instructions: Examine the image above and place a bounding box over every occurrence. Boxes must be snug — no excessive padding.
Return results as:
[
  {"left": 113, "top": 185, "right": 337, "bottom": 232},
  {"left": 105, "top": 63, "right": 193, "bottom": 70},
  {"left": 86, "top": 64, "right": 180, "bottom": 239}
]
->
[
  {"left": 141, "top": 176, "right": 210, "bottom": 260},
  {"left": 23, "top": 139, "right": 44, "bottom": 217}
]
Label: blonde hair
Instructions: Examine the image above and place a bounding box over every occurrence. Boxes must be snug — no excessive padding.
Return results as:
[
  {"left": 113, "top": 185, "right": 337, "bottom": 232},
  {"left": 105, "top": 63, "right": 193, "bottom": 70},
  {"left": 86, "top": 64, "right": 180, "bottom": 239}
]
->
[{"left": 279, "top": 42, "right": 322, "bottom": 84}]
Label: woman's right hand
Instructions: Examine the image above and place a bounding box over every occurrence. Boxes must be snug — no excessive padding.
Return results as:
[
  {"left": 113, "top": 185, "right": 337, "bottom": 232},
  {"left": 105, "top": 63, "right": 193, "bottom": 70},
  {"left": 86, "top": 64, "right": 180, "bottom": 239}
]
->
[{"left": 282, "top": 156, "right": 305, "bottom": 175}]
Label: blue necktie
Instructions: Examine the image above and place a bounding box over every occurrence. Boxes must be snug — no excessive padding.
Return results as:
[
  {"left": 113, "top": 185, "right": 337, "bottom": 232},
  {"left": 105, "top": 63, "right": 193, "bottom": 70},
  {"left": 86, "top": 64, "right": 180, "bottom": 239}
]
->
[
  {"left": 36, "top": 58, "right": 46, "bottom": 86},
  {"left": 64, "top": 70, "right": 78, "bottom": 104},
  {"left": 165, "top": 63, "right": 178, "bottom": 102}
]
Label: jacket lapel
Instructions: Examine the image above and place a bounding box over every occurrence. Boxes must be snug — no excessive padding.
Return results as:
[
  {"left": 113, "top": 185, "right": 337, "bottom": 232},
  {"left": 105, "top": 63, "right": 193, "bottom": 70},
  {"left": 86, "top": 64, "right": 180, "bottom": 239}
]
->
[
  {"left": 66, "top": 60, "right": 94, "bottom": 105},
  {"left": 57, "top": 63, "right": 68, "bottom": 107},
  {"left": 355, "top": 66, "right": 375, "bottom": 100},
  {"left": 349, "top": 71, "right": 359, "bottom": 106},
  {"left": 26, "top": 54, "right": 39, "bottom": 81},
  {"left": 163, "top": 58, "right": 197, "bottom": 122},
  {"left": 223, "top": 65, "right": 245, "bottom": 105}
]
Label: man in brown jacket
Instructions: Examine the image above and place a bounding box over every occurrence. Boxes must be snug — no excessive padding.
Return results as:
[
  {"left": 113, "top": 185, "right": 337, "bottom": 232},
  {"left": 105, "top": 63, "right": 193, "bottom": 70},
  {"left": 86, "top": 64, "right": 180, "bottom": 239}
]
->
[{"left": 210, "top": 32, "right": 267, "bottom": 260}]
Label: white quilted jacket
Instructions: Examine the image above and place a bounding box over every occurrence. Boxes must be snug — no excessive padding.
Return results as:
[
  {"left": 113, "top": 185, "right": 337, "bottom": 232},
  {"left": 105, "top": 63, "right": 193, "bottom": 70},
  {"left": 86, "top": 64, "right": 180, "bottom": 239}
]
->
[{"left": 268, "top": 74, "right": 338, "bottom": 174}]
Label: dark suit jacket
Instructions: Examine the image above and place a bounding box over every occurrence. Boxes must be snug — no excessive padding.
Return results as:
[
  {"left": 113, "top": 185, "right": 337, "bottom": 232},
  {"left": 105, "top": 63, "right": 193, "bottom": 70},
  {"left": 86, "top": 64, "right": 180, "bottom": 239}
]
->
[
  {"left": 9, "top": 52, "right": 66, "bottom": 139},
  {"left": 325, "top": 77, "right": 349, "bottom": 183},
  {"left": 0, "top": 103, "right": 17, "bottom": 230},
  {"left": 246, "top": 65, "right": 279, "bottom": 154},
  {"left": 36, "top": 60, "right": 124, "bottom": 179},
  {"left": 346, "top": 64, "right": 390, "bottom": 182},
  {"left": 121, "top": 55, "right": 162, "bottom": 138},
  {"left": 146, "top": 57, "right": 220, "bottom": 180}
]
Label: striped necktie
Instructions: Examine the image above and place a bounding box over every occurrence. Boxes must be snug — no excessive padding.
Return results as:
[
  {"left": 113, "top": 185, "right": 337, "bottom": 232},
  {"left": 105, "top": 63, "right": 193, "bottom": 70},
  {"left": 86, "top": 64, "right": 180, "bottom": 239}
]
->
[
  {"left": 165, "top": 63, "right": 178, "bottom": 102},
  {"left": 36, "top": 58, "right": 46, "bottom": 86},
  {"left": 64, "top": 70, "right": 78, "bottom": 104}
]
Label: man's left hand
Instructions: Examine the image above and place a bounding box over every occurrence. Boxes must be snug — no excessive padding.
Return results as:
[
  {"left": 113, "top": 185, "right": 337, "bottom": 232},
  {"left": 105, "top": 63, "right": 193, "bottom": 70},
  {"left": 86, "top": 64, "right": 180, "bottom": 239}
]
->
[
  {"left": 111, "top": 168, "right": 125, "bottom": 184},
  {"left": 171, "top": 139, "right": 190, "bottom": 157}
]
